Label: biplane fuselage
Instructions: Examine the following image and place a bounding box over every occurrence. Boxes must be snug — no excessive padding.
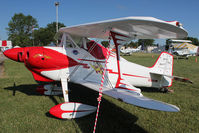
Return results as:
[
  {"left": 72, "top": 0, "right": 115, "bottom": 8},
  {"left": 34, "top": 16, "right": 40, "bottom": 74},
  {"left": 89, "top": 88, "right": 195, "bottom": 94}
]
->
[{"left": 4, "top": 43, "right": 172, "bottom": 90}]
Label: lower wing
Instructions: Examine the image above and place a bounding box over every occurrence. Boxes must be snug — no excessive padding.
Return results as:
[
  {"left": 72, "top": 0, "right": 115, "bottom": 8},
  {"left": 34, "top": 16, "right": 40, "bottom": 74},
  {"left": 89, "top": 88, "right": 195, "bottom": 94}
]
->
[{"left": 74, "top": 80, "right": 179, "bottom": 112}]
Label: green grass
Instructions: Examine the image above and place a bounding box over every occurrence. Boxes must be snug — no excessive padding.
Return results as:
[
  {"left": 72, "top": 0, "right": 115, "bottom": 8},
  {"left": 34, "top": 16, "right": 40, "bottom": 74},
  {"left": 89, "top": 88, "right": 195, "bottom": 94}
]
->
[{"left": 0, "top": 53, "right": 199, "bottom": 133}]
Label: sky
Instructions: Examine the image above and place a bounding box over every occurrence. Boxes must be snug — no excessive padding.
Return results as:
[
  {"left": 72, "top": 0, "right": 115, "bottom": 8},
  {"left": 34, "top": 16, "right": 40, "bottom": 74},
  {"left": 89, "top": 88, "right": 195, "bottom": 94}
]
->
[{"left": 0, "top": 0, "right": 199, "bottom": 45}]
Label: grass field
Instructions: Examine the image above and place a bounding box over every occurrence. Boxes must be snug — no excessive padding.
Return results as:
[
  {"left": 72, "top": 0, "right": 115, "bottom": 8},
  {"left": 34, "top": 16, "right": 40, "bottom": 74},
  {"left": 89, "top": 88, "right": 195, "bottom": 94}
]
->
[{"left": 0, "top": 53, "right": 199, "bottom": 133}]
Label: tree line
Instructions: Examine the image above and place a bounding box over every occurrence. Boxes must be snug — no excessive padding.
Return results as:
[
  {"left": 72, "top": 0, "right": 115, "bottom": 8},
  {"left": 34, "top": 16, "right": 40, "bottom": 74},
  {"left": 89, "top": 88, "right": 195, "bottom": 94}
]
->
[
  {"left": 7, "top": 13, "right": 65, "bottom": 47},
  {"left": 101, "top": 39, "right": 156, "bottom": 48},
  {"left": 6, "top": 13, "right": 199, "bottom": 47}
]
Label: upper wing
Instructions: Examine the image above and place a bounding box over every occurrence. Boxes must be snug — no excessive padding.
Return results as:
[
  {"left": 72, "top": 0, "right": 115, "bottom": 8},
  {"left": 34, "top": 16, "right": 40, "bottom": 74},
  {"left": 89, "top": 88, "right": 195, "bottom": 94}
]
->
[
  {"left": 59, "top": 16, "right": 187, "bottom": 39},
  {"left": 74, "top": 79, "right": 179, "bottom": 112}
]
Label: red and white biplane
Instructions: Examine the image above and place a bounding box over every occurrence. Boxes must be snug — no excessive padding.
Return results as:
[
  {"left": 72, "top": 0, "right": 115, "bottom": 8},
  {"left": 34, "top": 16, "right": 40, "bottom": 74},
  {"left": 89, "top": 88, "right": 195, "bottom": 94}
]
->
[{"left": 4, "top": 17, "right": 188, "bottom": 119}]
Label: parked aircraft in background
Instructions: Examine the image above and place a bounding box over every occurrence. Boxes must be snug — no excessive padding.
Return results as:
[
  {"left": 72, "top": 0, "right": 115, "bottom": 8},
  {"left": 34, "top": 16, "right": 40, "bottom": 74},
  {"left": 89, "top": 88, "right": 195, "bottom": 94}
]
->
[
  {"left": 169, "top": 39, "right": 199, "bottom": 59},
  {"left": 0, "top": 40, "right": 12, "bottom": 51},
  {"left": 120, "top": 45, "right": 142, "bottom": 55},
  {"left": 4, "top": 17, "right": 189, "bottom": 121}
]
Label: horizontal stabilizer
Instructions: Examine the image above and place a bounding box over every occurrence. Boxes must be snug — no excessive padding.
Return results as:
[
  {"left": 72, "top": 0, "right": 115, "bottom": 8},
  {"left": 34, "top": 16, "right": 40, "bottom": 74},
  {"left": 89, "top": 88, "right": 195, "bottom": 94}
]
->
[
  {"left": 166, "top": 75, "right": 193, "bottom": 84},
  {"left": 150, "top": 72, "right": 193, "bottom": 84}
]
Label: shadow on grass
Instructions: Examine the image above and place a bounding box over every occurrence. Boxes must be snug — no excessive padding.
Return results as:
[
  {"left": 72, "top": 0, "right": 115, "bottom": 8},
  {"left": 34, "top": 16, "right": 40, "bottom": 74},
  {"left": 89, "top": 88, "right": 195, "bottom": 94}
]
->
[
  {"left": 4, "top": 83, "right": 40, "bottom": 96},
  {"left": 140, "top": 87, "right": 166, "bottom": 93},
  {"left": 4, "top": 83, "right": 62, "bottom": 105},
  {"left": 60, "top": 83, "right": 147, "bottom": 133},
  {"left": 4, "top": 83, "right": 147, "bottom": 133}
]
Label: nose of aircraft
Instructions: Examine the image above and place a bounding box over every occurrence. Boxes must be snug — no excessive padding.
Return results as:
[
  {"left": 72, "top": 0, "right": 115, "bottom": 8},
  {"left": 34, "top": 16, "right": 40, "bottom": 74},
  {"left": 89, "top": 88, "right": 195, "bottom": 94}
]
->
[{"left": 3, "top": 48, "right": 24, "bottom": 62}]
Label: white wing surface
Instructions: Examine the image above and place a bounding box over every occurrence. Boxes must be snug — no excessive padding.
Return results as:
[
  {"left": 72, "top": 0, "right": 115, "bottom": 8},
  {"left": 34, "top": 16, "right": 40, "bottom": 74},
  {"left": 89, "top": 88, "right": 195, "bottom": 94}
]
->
[
  {"left": 59, "top": 16, "right": 187, "bottom": 39},
  {"left": 74, "top": 80, "right": 179, "bottom": 112}
]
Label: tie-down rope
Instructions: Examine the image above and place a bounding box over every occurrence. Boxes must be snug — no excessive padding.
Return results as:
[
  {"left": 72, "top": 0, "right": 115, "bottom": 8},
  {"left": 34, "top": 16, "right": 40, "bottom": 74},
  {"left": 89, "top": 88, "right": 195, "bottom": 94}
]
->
[{"left": 93, "top": 35, "right": 111, "bottom": 133}]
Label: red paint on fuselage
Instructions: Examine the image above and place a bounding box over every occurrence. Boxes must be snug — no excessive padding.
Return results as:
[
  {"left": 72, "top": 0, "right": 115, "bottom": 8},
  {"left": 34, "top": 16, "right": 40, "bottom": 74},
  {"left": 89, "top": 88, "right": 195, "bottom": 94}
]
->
[
  {"left": 4, "top": 47, "right": 89, "bottom": 82},
  {"left": 86, "top": 41, "right": 109, "bottom": 59},
  {"left": 3, "top": 47, "right": 24, "bottom": 62},
  {"left": 29, "top": 69, "right": 54, "bottom": 82}
]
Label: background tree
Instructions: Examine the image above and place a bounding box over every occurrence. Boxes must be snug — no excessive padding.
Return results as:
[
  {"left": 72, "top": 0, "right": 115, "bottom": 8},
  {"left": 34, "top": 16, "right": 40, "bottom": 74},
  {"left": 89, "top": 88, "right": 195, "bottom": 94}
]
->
[
  {"left": 127, "top": 41, "right": 138, "bottom": 48},
  {"left": 7, "top": 13, "right": 38, "bottom": 47},
  {"left": 34, "top": 28, "right": 54, "bottom": 46},
  {"left": 165, "top": 39, "right": 171, "bottom": 51},
  {"left": 184, "top": 37, "right": 199, "bottom": 46},
  {"left": 101, "top": 41, "right": 109, "bottom": 48},
  {"left": 138, "top": 39, "right": 155, "bottom": 46},
  {"left": 166, "top": 39, "right": 171, "bottom": 45},
  {"left": 46, "top": 22, "right": 65, "bottom": 34},
  {"left": 34, "top": 22, "right": 65, "bottom": 46}
]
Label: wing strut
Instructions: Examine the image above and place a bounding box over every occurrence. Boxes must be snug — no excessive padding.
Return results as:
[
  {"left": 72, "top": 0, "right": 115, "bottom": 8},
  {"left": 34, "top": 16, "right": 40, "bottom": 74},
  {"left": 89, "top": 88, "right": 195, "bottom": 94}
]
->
[
  {"left": 61, "top": 76, "right": 69, "bottom": 102},
  {"left": 110, "top": 31, "right": 131, "bottom": 88},
  {"left": 110, "top": 31, "right": 122, "bottom": 80}
]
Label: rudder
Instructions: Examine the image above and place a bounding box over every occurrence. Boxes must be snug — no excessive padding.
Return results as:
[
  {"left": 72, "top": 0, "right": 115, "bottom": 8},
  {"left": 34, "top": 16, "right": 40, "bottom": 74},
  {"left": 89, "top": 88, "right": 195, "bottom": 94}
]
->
[
  {"left": 150, "top": 52, "right": 173, "bottom": 76},
  {"left": 150, "top": 52, "right": 173, "bottom": 87}
]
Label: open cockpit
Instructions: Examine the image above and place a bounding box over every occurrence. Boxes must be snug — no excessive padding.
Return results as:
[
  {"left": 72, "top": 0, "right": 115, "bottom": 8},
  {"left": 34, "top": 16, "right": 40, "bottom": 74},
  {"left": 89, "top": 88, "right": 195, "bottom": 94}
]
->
[{"left": 57, "top": 33, "right": 109, "bottom": 60}]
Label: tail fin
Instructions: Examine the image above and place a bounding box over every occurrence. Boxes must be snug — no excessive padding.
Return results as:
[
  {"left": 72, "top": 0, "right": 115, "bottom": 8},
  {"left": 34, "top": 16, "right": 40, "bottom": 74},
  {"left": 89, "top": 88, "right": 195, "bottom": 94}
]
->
[
  {"left": 150, "top": 52, "right": 173, "bottom": 76},
  {"left": 150, "top": 52, "right": 193, "bottom": 86},
  {"left": 137, "top": 45, "right": 142, "bottom": 50},
  {"left": 150, "top": 52, "right": 173, "bottom": 87}
]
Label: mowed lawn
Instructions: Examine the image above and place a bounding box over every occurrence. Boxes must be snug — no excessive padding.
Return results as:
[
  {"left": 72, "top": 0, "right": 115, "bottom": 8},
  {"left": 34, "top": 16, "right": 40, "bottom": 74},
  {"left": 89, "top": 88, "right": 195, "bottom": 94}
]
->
[{"left": 0, "top": 53, "right": 199, "bottom": 133}]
